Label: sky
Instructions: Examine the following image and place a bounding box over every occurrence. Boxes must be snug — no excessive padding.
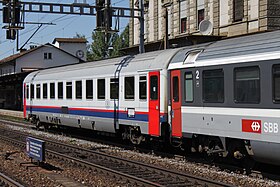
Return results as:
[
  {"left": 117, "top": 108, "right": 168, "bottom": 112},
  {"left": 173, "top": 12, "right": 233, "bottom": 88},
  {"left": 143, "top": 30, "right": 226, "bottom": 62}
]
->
[{"left": 0, "top": 0, "right": 130, "bottom": 59}]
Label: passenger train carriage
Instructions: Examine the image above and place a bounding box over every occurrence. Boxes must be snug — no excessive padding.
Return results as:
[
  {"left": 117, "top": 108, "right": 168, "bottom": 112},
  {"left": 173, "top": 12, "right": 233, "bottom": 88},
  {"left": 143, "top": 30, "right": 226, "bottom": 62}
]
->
[{"left": 24, "top": 31, "right": 280, "bottom": 165}]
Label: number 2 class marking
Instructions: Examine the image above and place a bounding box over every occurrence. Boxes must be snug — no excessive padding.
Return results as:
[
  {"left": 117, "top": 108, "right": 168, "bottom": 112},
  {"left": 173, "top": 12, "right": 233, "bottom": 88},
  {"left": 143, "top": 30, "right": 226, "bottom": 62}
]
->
[{"left": 196, "top": 70, "right": 199, "bottom": 80}]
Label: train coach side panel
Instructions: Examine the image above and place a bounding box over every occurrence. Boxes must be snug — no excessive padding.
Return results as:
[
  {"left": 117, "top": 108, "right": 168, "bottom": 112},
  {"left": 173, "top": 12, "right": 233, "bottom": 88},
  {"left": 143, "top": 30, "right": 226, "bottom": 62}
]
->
[{"left": 181, "top": 107, "right": 280, "bottom": 144}]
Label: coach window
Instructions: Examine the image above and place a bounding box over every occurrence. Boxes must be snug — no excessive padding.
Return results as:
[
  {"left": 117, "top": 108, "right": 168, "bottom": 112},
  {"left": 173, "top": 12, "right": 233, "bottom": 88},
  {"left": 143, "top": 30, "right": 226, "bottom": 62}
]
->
[
  {"left": 139, "top": 76, "right": 147, "bottom": 100},
  {"left": 36, "top": 84, "right": 41, "bottom": 99},
  {"left": 66, "top": 82, "right": 72, "bottom": 99},
  {"left": 97, "top": 79, "right": 105, "bottom": 99},
  {"left": 76, "top": 81, "right": 82, "bottom": 99},
  {"left": 150, "top": 76, "right": 158, "bottom": 100},
  {"left": 185, "top": 72, "right": 193, "bottom": 102},
  {"left": 234, "top": 66, "right": 260, "bottom": 103},
  {"left": 86, "top": 80, "right": 93, "bottom": 99},
  {"left": 50, "top": 83, "right": 55, "bottom": 99},
  {"left": 31, "top": 84, "right": 34, "bottom": 99},
  {"left": 173, "top": 76, "right": 179, "bottom": 102},
  {"left": 125, "top": 77, "right": 134, "bottom": 100},
  {"left": 43, "top": 83, "right": 47, "bottom": 99},
  {"left": 203, "top": 69, "right": 224, "bottom": 103},
  {"left": 110, "top": 78, "right": 119, "bottom": 99},
  {"left": 273, "top": 65, "right": 280, "bottom": 102},
  {"left": 58, "top": 82, "right": 63, "bottom": 99},
  {"left": 26, "top": 85, "right": 29, "bottom": 99}
]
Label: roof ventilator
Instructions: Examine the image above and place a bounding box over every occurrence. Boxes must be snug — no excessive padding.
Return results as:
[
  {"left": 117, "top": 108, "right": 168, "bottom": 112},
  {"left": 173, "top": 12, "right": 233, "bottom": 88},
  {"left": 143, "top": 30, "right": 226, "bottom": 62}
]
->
[{"left": 183, "top": 49, "right": 203, "bottom": 64}]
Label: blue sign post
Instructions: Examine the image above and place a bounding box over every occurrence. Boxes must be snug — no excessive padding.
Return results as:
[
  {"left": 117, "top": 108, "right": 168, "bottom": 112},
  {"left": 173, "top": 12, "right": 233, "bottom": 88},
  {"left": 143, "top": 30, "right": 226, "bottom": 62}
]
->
[{"left": 26, "top": 137, "right": 45, "bottom": 162}]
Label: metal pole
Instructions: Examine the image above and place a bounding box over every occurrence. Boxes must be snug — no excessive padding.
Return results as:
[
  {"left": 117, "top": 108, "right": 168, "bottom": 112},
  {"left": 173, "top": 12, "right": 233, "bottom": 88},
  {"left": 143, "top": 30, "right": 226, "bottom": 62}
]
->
[{"left": 139, "top": 0, "right": 145, "bottom": 53}]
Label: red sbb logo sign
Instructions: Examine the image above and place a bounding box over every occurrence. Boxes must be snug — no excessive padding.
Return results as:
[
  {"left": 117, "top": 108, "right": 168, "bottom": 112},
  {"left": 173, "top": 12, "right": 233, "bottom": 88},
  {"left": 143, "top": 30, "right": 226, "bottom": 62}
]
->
[{"left": 242, "top": 119, "right": 261, "bottom": 134}]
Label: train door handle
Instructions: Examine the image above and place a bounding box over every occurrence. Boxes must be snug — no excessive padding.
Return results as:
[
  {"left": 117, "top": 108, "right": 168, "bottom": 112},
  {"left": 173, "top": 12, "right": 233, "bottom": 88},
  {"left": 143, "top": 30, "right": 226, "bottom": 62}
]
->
[{"left": 156, "top": 106, "right": 158, "bottom": 110}]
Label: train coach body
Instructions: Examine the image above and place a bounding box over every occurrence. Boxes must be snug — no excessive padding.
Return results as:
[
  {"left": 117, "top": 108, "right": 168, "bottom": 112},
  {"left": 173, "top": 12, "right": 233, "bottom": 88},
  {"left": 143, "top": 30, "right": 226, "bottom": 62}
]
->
[
  {"left": 23, "top": 49, "right": 180, "bottom": 139},
  {"left": 23, "top": 30, "right": 280, "bottom": 165},
  {"left": 168, "top": 31, "right": 280, "bottom": 165}
]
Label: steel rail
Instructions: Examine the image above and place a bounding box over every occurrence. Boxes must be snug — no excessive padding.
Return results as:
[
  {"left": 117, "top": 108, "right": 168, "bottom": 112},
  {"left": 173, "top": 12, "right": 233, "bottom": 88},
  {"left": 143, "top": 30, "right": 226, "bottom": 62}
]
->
[
  {"left": 0, "top": 172, "right": 25, "bottom": 187},
  {"left": 0, "top": 127, "right": 233, "bottom": 187}
]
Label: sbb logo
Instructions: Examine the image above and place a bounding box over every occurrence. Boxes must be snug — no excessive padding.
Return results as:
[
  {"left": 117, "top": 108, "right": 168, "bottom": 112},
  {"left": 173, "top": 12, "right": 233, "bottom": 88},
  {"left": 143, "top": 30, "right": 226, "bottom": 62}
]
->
[
  {"left": 242, "top": 119, "right": 261, "bottom": 134},
  {"left": 264, "top": 122, "right": 279, "bottom": 133}
]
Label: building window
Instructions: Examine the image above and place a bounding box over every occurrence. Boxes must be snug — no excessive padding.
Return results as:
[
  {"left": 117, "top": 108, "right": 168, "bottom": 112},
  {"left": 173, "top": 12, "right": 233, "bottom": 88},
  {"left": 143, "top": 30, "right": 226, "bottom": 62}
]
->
[
  {"left": 58, "top": 82, "right": 63, "bottom": 99},
  {"left": 181, "top": 18, "right": 187, "bottom": 33},
  {"left": 66, "top": 82, "right": 72, "bottom": 99},
  {"left": 180, "top": 0, "right": 187, "bottom": 33},
  {"left": 139, "top": 76, "right": 147, "bottom": 100},
  {"left": 273, "top": 65, "right": 280, "bottom": 103},
  {"left": 125, "top": 77, "right": 135, "bottom": 100},
  {"left": 97, "top": 79, "right": 105, "bottom": 99},
  {"left": 31, "top": 84, "right": 34, "bottom": 99},
  {"left": 86, "top": 80, "right": 93, "bottom": 99},
  {"left": 44, "top": 52, "right": 52, "bottom": 60},
  {"left": 43, "top": 83, "right": 47, "bottom": 99},
  {"left": 50, "top": 83, "right": 55, "bottom": 99},
  {"left": 185, "top": 72, "right": 193, "bottom": 102},
  {"left": 76, "top": 80, "right": 82, "bottom": 99},
  {"left": 197, "top": 0, "right": 205, "bottom": 27},
  {"left": 233, "top": 0, "right": 244, "bottom": 22},
  {"left": 110, "top": 78, "right": 119, "bottom": 99},
  {"left": 234, "top": 66, "right": 260, "bottom": 103},
  {"left": 203, "top": 69, "right": 224, "bottom": 103}
]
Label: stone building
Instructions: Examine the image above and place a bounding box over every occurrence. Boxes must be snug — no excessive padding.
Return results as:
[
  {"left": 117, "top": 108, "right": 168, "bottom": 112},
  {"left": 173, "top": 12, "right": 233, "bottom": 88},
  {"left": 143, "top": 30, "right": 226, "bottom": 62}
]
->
[{"left": 129, "top": 0, "right": 280, "bottom": 50}]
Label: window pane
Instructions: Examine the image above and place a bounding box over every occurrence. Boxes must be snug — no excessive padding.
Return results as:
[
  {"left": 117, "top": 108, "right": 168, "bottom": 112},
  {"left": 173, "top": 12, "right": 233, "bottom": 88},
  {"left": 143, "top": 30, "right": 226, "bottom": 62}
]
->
[
  {"left": 185, "top": 73, "right": 193, "bottom": 102},
  {"left": 139, "top": 76, "right": 147, "bottom": 100},
  {"left": 273, "top": 65, "right": 280, "bottom": 102},
  {"left": 31, "top": 84, "right": 34, "bottom": 99},
  {"left": 173, "top": 76, "right": 179, "bottom": 102},
  {"left": 50, "top": 83, "right": 55, "bottom": 99},
  {"left": 203, "top": 69, "right": 224, "bottom": 103},
  {"left": 125, "top": 77, "right": 134, "bottom": 99},
  {"left": 234, "top": 66, "right": 260, "bottom": 103},
  {"left": 36, "top": 84, "right": 41, "bottom": 99},
  {"left": 58, "top": 82, "right": 63, "bottom": 99},
  {"left": 66, "top": 82, "right": 72, "bottom": 99},
  {"left": 43, "top": 83, "right": 47, "bottom": 99},
  {"left": 110, "top": 78, "right": 119, "bottom": 99},
  {"left": 76, "top": 81, "right": 82, "bottom": 99},
  {"left": 233, "top": 0, "right": 244, "bottom": 22},
  {"left": 97, "top": 79, "right": 105, "bottom": 99},
  {"left": 86, "top": 80, "right": 93, "bottom": 99},
  {"left": 150, "top": 76, "right": 158, "bottom": 100},
  {"left": 26, "top": 85, "right": 29, "bottom": 99}
]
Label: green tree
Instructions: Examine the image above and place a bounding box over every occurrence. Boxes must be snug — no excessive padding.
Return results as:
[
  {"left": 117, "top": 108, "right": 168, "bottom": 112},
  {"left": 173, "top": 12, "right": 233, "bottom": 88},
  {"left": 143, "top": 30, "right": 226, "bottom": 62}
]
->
[{"left": 87, "top": 25, "right": 129, "bottom": 61}]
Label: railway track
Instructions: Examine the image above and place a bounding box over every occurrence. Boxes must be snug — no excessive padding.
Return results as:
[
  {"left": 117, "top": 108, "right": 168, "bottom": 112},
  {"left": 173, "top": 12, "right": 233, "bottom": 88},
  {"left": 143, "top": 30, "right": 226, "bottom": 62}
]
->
[
  {"left": 0, "top": 172, "right": 25, "bottom": 187},
  {"left": 1, "top": 119, "right": 280, "bottom": 183},
  {"left": 0, "top": 126, "right": 232, "bottom": 187}
]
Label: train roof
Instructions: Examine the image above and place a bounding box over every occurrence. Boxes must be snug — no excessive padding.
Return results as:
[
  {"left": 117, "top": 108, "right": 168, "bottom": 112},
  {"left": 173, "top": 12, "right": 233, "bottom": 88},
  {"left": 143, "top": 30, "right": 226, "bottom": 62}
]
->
[
  {"left": 168, "top": 30, "right": 280, "bottom": 69},
  {"left": 197, "top": 30, "right": 280, "bottom": 61},
  {"left": 24, "top": 48, "right": 180, "bottom": 82}
]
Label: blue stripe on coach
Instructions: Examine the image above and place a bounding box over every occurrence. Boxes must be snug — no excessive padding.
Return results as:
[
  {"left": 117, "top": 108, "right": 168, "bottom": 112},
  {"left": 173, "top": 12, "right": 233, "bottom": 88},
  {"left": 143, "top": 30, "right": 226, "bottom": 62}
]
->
[{"left": 26, "top": 106, "right": 149, "bottom": 122}]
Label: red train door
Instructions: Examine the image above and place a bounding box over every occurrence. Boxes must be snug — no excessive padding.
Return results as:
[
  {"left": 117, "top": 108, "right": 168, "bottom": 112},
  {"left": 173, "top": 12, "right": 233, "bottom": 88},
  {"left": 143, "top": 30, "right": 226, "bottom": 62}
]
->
[
  {"left": 171, "top": 70, "right": 182, "bottom": 137},
  {"left": 23, "top": 83, "right": 27, "bottom": 118},
  {"left": 149, "top": 71, "right": 160, "bottom": 136}
]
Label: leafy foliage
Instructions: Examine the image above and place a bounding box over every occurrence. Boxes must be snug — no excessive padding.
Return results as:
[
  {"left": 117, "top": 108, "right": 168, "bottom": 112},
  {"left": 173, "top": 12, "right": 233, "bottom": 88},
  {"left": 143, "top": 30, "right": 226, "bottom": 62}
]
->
[{"left": 87, "top": 25, "right": 129, "bottom": 61}]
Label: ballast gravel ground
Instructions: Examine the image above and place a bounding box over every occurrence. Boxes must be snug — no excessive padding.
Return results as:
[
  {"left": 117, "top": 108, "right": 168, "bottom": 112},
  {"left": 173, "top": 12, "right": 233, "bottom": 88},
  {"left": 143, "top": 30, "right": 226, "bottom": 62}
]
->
[{"left": 0, "top": 123, "right": 279, "bottom": 187}]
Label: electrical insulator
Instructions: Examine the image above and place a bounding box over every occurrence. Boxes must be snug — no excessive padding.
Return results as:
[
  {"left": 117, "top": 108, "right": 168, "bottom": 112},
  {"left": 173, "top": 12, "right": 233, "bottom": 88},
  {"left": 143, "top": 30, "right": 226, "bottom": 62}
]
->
[
  {"left": 6, "top": 29, "right": 16, "bottom": 40},
  {"left": 2, "top": 0, "right": 10, "bottom": 5},
  {"left": 3, "top": 7, "right": 11, "bottom": 23},
  {"left": 14, "top": 7, "right": 21, "bottom": 23}
]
